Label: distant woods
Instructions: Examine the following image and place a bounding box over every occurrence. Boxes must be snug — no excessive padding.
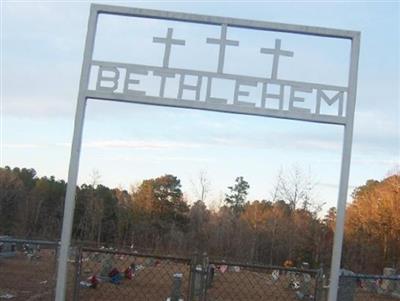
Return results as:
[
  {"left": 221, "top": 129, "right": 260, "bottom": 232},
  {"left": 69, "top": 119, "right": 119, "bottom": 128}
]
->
[{"left": 0, "top": 166, "right": 399, "bottom": 273}]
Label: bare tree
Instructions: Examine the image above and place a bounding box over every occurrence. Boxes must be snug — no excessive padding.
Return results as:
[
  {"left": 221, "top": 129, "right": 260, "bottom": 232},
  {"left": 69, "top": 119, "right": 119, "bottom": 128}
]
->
[
  {"left": 90, "top": 169, "right": 101, "bottom": 187},
  {"left": 272, "top": 165, "right": 316, "bottom": 211},
  {"left": 271, "top": 168, "right": 283, "bottom": 202},
  {"left": 129, "top": 181, "right": 141, "bottom": 195},
  {"left": 190, "top": 170, "right": 211, "bottom": 203},
  {"left": 84, "top": 169, "right": 103, "bottom": 245}
]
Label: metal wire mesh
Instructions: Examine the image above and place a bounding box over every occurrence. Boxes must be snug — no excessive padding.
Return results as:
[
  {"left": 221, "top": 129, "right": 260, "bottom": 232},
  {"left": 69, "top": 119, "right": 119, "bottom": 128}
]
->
[
  {"left": 75, "top": 247, "right": 192, "bottom": 301},
  {"left": 204, "top": 261, "right": 321, "bottom": 301},
  {"left": 0, "top": 238, "right": 59, "bottom": 301},
  {"left": 339, "top": 274, "right": 400, "bottom": 301},
  {"left": 3, "top": 239, "right": 399, "bottom": 301},
  {"left": 73, "top": 248, "right": 325, "bottom": 301}
]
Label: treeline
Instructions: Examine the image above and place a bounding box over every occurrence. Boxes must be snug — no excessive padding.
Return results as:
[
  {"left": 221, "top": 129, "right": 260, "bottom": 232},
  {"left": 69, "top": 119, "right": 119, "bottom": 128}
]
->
[{"left": 0, "top": 166, "right": 399, "bottom": 273}]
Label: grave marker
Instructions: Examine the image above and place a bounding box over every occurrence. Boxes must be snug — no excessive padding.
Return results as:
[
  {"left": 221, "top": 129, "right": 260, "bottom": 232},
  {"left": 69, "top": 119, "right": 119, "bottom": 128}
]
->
[
  {"left": 382, "top": 267, "right": 396, "bottom": 293},
  {"left": 169, "top": 273, "right": 183, "bottom": 301}
]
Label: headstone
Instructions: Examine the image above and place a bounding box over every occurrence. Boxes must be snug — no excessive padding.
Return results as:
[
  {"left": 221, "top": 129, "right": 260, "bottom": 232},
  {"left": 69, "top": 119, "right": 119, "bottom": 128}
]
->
[
  {"left": 299, "top": 273, "right": 312, "bottom": 297},
  {"left": 287, "top": 271, "right": 299, "bottom": 290},
  {"left": 0, "top": 237, "right": 16, "bottom": 258},
  {"left": 272, "top": 270, "right": 280, "bottom": 282},
  {"left": 194, "top": 265, "right": 203, "bottom": 296},
  {"left": 338, "top": 269, "right": 356, "bottom": 301},
  {"left": 0, "top": 292, "right": 16, "bottom": 299},
  {"left": 100, "top": 254, "right": 113, "bottom": 277},
  {"left": 228, "top": 265, "right": 240, "bottom": 272},
  {"left": 144, "top": 257, "right": 155, "bottom": 267},
  {"left": 315, "top": 274, "right": 329, "bottom": 301},
  {"left": 396, "top": 275, "right": 400, "bottom": 297},
  {"left": 362, "top": 279, "right": 374, "bottom": 292},
  {"left": 207, "top": 265, "right": 215, "bottom": 288},
  {"left": 170, "top": 273, "right": 183, "bottom": 301},
  {"left": 297, "top": 262, "right": 312, "bottom": 299},
  {"left": 381, "top": 268, "right": 396, "bottom": 293}
]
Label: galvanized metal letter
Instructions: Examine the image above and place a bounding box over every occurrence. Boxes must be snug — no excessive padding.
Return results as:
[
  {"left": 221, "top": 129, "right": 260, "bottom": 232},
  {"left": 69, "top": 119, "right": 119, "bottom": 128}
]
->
[
  {"left": 234, "top": 79, "right": 258, "bottom": 107},
  {"left": 124, "top": 66, "right": 148, "bottom": 97},
  {"left": 96, "top": 66, "right": 120, "bottom": 92},
  {"left": 261, "top": 82, "right": 285, "bottom": 110},
  {"left": 316, "top": 89, "right": 344, "bottom": 116},
  {"left": 289, "top": 85, "right": 312, "bottom": 114}
]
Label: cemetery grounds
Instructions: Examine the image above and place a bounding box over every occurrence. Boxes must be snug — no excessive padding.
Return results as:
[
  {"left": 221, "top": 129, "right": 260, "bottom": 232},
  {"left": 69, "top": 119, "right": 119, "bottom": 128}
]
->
[{"left": 1, "top": 243, "right": 400, "bottom": 301}]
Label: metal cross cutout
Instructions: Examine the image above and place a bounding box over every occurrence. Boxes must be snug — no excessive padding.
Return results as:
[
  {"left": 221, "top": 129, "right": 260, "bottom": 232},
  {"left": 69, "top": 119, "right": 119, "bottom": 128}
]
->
[
  {"left": 206, "top": 24, "right": 239, "bottom": 73},
  {"left": 260, "top": 39, "right": 294, "bottom": 80},
  {"left": 153, "top": 28, "right": 186, "bottom": 68}
]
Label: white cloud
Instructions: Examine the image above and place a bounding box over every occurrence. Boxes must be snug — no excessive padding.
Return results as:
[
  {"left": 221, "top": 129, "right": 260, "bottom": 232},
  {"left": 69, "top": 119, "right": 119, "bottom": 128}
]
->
[
  {"left": 3, "top": 143, "right": 43, "bottom": 149},
  {"left": 209, "top": 132, "right": 341, "bottom": 152},
  {"left": 107, "top": 154, "right": 211, "bottom": 163},
  {"left": 57, "top": 139, "right": 203, "bottom": 150},
  {"left": 352, "top": 157, "right": 399, "bottom": 166}
]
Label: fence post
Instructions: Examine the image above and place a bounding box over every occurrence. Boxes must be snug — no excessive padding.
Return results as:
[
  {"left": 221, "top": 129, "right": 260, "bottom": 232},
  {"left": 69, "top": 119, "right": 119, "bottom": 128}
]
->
[
  {"left": 188, "top": 252, "right": 209, "bottom": 301},
  {"left": 72, "top": 246, "right": 82, "bottom": 301},
  {"left": 170, "top": 272, "right": 183, "bottom": 301},
  {"left": 188, "top": 252, "right": 198, "bottom": 301},
  {"left": 382, "top": 267, "right": 396, "bottom": 293},
  {"left": 200, "top": 253, "right": 209, "bottom": 301},
  {"left": 315, "top": 268, "right": 324, "bottom": 301},
  {"left": 51, "top": 243, "right": 60, "bottom": 301}
]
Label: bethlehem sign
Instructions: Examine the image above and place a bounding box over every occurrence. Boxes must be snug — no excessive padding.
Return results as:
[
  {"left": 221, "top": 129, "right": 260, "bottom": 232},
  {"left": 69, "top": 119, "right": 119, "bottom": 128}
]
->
[
  {"left": 55, "top": 4, "right": 360, "bottom": 301},
  {"left": 92, "top": 57, "right": 346, "bottom": 124}
]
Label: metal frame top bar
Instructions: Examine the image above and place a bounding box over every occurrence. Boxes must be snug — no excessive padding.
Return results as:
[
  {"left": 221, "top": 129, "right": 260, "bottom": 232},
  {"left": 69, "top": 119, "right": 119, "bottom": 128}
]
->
[
  {"left": 0, "top": 238, "right": 59, "bottom": 246},
  {"left": 342, "top": 274, "right": 400, "bottom": 281},
  {"left": 209, "top": 259, "right": 320, "bottom": 274},
  {"left": 82, "top": 247, "right": 191, "bottom": 263},
  {"left": 92, "top": 3, "right": 360, "bottom": 40}
]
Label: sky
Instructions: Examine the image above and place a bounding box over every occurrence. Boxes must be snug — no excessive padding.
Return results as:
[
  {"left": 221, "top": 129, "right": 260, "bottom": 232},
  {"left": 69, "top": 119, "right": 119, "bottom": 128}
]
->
[{"left": 1, "top": 0, "right": 399, "bottom": 213}]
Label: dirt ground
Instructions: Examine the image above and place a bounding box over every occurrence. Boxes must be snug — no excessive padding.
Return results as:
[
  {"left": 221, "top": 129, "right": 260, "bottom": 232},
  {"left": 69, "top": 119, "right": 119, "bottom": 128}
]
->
[
  {"left": 1, "top": 251, "right": 399, "bottom": 301},
  {"left": 0, "top": 250, "right": 76, "bottom": 301},
  {"left": 0, "top": 251, "right": 57, "bottom": 301},
  {"left": 78, "top": 263, "right": 302, "bottom": 301},
  {"left": 77, "top": 259, "right": 400, "bottom": 301}
]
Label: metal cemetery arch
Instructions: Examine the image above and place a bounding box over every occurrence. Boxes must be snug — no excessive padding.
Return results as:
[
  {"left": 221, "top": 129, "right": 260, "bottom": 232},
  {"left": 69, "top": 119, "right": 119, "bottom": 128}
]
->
[{"left": 56, "top": 4, "right": 360, "bottom": 301}]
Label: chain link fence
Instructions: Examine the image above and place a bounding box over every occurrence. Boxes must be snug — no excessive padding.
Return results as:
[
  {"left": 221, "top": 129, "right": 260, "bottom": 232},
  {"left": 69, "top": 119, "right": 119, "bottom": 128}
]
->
[
  {"left": 74, "top": 247, "right": 192, "bottom": 301},
  {"left": 6, "top": 239, "right": 399, "bottom": 301},
  {"left": 338, "top": 273, "right": 400, "bottom": 301},
  {"left": 73, "top": 248, "right": 323, "bottom": 301},
  {"left": 0, "top": 237, "right": 59, "bottom": 301},
  {"left": 204, "top": 260, "right": 322, "bottom": 301}
]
